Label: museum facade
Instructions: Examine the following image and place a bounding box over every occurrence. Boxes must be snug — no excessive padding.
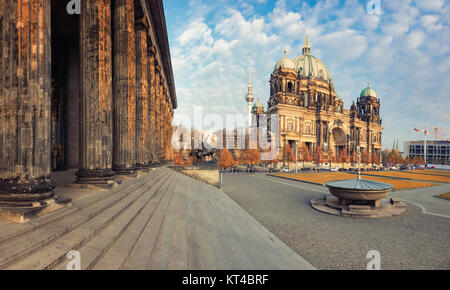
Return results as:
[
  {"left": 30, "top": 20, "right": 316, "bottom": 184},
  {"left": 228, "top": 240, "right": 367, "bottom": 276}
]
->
[{"left": 0, "top": 0, "right": 176, "bottom": 210}]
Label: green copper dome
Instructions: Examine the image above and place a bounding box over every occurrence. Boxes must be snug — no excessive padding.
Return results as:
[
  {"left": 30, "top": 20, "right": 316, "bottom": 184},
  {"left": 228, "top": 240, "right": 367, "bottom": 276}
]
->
[
  {"left": 360, "top": 86, "right": 377, "bottom": 98},
  {"left": 253, "top": 100, "right": 264, "bottom": 108},
  {"left": 293, "top": 54, "right": 332, "bottom": 82},
  {"left": 274, "top": 56, "right": 295, "bottom": 71}
]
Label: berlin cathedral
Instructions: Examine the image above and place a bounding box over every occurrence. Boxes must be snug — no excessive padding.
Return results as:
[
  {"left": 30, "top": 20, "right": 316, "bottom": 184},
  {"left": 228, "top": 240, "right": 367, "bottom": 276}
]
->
[{"left": 249, "top": 34, "right": 383, "bottom": 161}]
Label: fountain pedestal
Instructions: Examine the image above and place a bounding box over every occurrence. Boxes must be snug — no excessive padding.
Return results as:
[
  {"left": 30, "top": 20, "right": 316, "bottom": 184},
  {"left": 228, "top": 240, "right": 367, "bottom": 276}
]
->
[{"left": 311, "top": 179, "right": 406, "bottom": 218}]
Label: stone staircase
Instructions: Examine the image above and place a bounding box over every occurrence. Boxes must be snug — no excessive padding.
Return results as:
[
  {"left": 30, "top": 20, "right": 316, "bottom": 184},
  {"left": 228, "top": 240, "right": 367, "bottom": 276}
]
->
[{"left": 0, "top": 168, "right": 315, "bottom": 270}]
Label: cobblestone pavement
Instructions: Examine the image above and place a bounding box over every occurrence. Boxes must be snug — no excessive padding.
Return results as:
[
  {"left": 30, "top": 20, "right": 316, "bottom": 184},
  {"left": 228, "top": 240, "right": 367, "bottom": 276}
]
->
[{"left": 220, "top": 173, "right": 450, "bottom": 270}]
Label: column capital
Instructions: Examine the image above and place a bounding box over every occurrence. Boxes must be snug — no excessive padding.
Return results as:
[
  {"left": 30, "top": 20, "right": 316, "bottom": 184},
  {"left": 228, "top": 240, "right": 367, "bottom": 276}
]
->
[
  {"left": 135, "top": 17, "right": 148, "bottom": 31},
  {"left": 147, "top": 44, "right": 156, "bottom": 55},
  {"left": 155, "top": 62, "right": 162, "bottom": 72}
]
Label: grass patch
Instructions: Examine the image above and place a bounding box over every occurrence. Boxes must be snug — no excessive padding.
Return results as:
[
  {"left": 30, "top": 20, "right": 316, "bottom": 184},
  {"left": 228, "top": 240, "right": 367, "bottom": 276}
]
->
[
  {"left": 435, "top": 192, "right": 450, "bottom": 200},
  {"left": 270, "top": 172, "right": 436, "bottom": 191},
  {"left": 362, "top": 171, "right": 450, "bottom": 183},
  {"left": 407, "top": 170, "right": 450, "bottom": 177}
]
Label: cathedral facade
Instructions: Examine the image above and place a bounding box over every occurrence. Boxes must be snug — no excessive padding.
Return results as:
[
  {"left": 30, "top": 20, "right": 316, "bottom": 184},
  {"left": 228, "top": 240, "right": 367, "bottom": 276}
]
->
[{"left": 259, "top": 36, "right": 383, "bottom": 162}]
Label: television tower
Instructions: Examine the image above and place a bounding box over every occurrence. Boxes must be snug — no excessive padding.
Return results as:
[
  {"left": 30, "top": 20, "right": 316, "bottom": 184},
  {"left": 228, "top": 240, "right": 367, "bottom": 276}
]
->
[{"left": 245, "top": 59, "right": 255, "bottom": 131}]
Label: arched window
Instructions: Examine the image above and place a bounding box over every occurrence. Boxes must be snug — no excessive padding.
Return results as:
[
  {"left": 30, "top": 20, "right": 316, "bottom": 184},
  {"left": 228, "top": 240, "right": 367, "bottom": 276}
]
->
[{"left": 287, "top": 82, "right": 293, "bottom": 93}]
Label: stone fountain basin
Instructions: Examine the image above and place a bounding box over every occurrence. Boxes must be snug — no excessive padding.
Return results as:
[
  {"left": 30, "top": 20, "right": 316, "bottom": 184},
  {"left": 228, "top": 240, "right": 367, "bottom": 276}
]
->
[{"left": 325, "top": 179, "right": 394, "bottom": 201}]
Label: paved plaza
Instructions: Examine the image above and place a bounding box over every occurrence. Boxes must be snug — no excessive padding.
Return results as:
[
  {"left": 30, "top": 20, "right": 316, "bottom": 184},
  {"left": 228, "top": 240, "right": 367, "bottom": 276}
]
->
[{"left": 221, "top": 173, "right": 450, "bottom": 270}]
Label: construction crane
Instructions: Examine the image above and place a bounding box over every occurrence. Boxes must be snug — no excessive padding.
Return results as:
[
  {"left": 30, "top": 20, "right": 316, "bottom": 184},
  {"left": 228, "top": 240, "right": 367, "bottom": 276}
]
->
[
  {"left": 413, "top": 128, "right": 430, "bottom": 165},
  {"left": 429, "top": 127, "right": 450, "bottom": 141}
]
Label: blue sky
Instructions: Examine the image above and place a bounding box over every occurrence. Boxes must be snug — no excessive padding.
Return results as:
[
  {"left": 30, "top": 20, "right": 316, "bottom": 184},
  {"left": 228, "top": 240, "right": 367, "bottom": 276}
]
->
[{"left": 163, "top": 0, "right": 450, "bottom": 150}]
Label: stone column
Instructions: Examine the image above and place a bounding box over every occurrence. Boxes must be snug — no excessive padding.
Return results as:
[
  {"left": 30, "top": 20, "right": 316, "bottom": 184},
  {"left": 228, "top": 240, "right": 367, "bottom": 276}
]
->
[
  {"left": 166, "top": 98, "right": 171, "bottom": 160},
  {"left": 158, "top": 81, "right": 165, "bottom": 162},
  {"left": 317, "top": 121, "right": 322, "bottom": 148},
  {"left": 154, "top": 67, "right": 161, "bottom": 164},
  {"left": 148, "top": 46, "right": 157, "bottom": 166},
  {"left": 0, "top": 0, "right": 55, "bottom": 209},
  {"left": 76, "top": 0, "right": 115, "bottom": 187},
  {"left": 112, "top": 0, "right": 137, "bottom": 178},
  {"left": 165, "top": 95, "right": 170, "bottom": 160},
  {"left": 169, "top": 108, "right": 174, "bottom": 160},
  {"left": 162, "top": 88, "right": 167, "bottom": 161},
  {"left": 135, "top": 20, "right": 150, "bottom": 170}
]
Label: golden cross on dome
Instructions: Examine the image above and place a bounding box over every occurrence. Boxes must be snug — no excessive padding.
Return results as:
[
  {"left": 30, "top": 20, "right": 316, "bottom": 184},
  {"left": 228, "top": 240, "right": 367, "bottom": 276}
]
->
[
  {"left": 283, "top": 49, "right": 287, "bottom": 56},
  {"left": 368, "top": 81, "right": 371, "bottom": 88},
  {"left": 305, "top": 28, "right": 309, "bottom": 47}
]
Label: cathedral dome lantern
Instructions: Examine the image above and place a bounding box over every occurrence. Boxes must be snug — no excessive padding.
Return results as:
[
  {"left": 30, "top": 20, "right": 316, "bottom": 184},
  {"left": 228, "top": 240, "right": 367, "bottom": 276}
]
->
[
  {"left": 293, "top": 33, "right": 333, "bottom": 83},
  {"left": 274, "top": 49, "right": 295, "bottom": 71}
]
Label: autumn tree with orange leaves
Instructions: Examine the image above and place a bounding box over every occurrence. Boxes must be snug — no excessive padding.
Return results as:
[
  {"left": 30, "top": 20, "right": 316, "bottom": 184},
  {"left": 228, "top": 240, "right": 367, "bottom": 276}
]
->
[
  {"left": 217, "top": 148, "right": 234, "bottom": 170},
  {"left": 242, "top": 148, "right": 261, "bottom": 166},
  {"left": 313, "top": 146, "right": 326, "bottom": 166},
  {"left": 298, "top": 143, "right": 311, "bottom": 167},
  {"left": 337, "top": 148, "right": 350, "bottom": 167}
]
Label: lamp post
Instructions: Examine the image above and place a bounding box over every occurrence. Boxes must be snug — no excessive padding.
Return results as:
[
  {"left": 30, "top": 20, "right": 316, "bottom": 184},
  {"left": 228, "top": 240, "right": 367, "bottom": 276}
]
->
[
  {"left": 322, "top": 142, "right": 328, "bottom": 170},
  {"left": 295, "top": 141, "right": 298, "bottom": 173},
  {"left": 357, "top": 145, "right": 361, "bottom": 180},
  {"left": 282, "top": 132, "right": 287, "bottom": 168}
]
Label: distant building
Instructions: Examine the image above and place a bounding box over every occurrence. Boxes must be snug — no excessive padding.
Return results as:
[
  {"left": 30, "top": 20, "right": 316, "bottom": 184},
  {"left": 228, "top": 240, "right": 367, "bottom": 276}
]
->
[{"left": 404, "top": 140, "right": 450, "bottom": 165}]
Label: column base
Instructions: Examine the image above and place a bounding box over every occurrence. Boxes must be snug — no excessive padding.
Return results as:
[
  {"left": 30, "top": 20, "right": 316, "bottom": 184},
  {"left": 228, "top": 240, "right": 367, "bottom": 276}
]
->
[
  {"left": 0, "top": 196, "right": 71, "bottom": 223},
  {"left": 149, "top": 161, "right": 161, "bottom": 168},
  {"left": 136, "top": 163, "right": 151, "bottom": 174},
  {"left": 73, "top": 168, "right": 117, "bottom": 190},
  {"left": 0, "top": 177, "right": 56, "bottom": 206},
  {"left": 113, "top": 165, "right": 138, "bottom": 180},
  {"left": 0, "top": 177, "right": 72, "bottom": 223}
]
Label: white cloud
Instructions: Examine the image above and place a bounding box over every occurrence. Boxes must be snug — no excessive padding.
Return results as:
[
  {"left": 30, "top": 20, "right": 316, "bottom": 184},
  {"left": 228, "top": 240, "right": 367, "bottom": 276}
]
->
[
  {"left": 178, "top": 21, "right": 213, "bottom": 46},
  {"left": 420, "top": 15, "right": 444, "bottom": 32},
  {"left": 415, "top": 0, "right": 444, "bottom": 11}
]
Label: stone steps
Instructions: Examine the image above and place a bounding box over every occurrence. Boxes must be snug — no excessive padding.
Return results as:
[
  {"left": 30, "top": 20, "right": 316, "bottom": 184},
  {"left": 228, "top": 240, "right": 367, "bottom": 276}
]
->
[
  {"left": 0, "top": 168, "right": 315, "bottom": 270},
  {"left": 0, "top": 169, "right": 167, "bottom": 269},
  {"left": 86, "top": 171, "right": 177, "bottom": 270},
  {"left": 52, "top": 170, "right": 176, "bottom": 270},
  {"left": 0, "top": 170, "right": 160, "bottom": 246},
  {"left": 120, "top": 172, "right": 178, "bottom": 269}
]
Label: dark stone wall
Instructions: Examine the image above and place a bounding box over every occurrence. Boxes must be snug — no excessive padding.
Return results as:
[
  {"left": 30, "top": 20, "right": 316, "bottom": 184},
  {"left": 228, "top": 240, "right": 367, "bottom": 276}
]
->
[{"left": 67, "top": 47, "right": 80, "bottom": 169}]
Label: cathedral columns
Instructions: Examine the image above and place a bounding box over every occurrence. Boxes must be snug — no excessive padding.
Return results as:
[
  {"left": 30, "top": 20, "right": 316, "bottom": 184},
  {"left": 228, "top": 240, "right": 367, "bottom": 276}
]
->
[
  {"left": 135, "top": 20, "right": 150, "bottom": 170},
  {"left": 112, "top": 0, "right": 137, "bottom": 178},
  {"left": 0, "top": 0, "right": 55, "bottom": 207},
  {"left": 76, "top": 0, "right": 115, "bottom": 186}
]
